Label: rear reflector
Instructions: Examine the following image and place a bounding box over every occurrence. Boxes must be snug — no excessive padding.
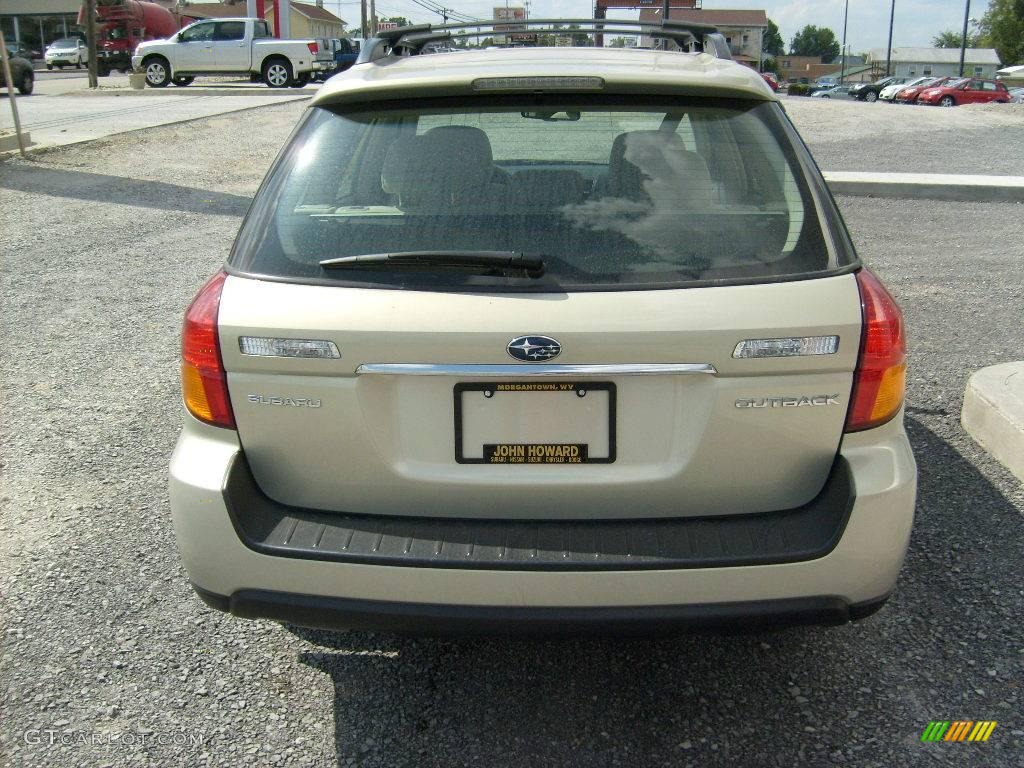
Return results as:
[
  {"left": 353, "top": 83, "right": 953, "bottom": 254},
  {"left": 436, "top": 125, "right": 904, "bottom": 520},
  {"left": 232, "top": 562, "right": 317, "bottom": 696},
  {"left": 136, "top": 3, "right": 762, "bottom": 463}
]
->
[
  {"left": 845, "top": 270, "right": 907, "bottom": 432},
  {"left": 473, "top": 76, "right": 605, "bottom": 91},
  {"left": 239, "top": 336, "right": 340, "bottom": 359},
  {"left": 181, "top": 271, "right": 235, "bottom": 429},
  {"left": 733, "top": 336, "right": 839, "bottom": 359}
]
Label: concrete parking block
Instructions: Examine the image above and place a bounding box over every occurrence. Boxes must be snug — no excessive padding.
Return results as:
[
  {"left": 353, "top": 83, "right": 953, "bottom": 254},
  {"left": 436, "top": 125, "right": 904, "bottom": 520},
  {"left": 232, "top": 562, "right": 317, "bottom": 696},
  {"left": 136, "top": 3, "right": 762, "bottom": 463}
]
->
[
  {"left": 0, "top": 131, "right": 32, "bottom": 152},
  {"left": 824, "top": 171, "right": 1024, "bottom": 203},
  {"left": 962, "top": 362, "right": 1024, "bottom": 483}
]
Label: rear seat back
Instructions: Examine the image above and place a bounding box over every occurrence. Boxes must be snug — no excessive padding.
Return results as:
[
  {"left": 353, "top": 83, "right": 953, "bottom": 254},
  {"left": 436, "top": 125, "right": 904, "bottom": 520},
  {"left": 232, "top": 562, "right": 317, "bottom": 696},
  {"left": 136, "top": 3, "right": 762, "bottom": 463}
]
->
[{"left": 510, "top": 170, "right": 589, "bottom": 212}]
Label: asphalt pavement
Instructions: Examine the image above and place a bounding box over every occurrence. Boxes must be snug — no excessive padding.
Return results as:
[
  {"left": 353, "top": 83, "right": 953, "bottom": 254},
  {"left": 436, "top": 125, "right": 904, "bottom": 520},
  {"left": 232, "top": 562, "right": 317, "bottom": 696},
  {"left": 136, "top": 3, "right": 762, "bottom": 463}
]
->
[
  {"left": 1, "top": 74, "right": 311, "bottom": 150},
  {"left": 0, "top": 100, "right": 1022, "bottom": 768}
]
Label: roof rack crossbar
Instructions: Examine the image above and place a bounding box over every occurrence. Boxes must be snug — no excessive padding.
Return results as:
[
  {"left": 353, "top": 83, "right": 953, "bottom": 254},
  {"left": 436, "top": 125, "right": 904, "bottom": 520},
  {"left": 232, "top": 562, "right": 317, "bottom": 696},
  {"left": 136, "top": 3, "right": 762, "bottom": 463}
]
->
[{"left": 356, "top": 18, "right": 731, "bottom": 65}]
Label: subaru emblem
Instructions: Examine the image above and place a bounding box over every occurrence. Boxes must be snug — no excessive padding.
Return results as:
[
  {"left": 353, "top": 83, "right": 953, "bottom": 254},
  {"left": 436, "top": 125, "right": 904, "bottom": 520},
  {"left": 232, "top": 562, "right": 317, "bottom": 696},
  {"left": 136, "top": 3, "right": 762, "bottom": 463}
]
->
[{"left": 507, "top": 335, "right": 561, "bottom": 362}]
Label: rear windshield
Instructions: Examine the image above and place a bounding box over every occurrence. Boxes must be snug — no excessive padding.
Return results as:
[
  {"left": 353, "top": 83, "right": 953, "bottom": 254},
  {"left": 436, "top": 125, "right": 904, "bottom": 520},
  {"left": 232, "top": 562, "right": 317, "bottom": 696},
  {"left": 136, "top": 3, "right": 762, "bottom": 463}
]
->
[{"left": 231, "top": 95, "right": 852, "bottom": 291}]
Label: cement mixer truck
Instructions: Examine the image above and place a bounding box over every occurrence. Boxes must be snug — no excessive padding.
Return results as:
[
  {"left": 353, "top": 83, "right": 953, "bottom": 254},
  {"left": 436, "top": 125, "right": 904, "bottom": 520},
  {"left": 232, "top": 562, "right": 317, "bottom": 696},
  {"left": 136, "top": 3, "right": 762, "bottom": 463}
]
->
[{"left": 79, "top": 0, "right": 199, "bottom": 76}]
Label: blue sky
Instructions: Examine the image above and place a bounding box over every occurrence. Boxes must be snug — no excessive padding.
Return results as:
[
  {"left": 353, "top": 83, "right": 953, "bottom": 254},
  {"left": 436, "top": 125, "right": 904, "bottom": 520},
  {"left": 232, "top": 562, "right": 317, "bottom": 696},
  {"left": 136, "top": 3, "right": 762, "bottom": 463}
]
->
[{"left": 322, "top": 0, "right": 986, "bottom": 53}]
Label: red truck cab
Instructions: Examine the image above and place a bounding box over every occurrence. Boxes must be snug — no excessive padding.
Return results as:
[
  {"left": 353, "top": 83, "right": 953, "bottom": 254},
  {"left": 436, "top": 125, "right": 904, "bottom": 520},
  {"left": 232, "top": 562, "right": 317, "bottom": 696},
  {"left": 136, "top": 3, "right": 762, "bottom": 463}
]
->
[{"left": 80, "top": 0, "right": 197, "bottom": 75}]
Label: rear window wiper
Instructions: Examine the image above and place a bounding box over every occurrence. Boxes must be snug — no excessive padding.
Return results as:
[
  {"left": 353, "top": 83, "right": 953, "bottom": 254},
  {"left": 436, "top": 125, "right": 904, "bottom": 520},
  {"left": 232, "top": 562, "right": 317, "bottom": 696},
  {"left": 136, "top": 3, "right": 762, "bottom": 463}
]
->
[{"left": 318, "top": 251, "right": 545, "bottom": 278}]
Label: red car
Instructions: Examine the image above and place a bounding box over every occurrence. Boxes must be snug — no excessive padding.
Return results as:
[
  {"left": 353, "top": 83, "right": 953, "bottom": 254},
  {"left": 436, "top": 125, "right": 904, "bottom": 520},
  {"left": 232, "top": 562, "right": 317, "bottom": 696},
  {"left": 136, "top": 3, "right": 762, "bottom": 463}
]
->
[
  {"left": 760, "top": 72, "right": 780, "bottom": 92},
  {"left": 917, "top": 78, "right": 1011, "bottom": 107},
  {"left": 894, "top": 76, "right": 952, "bottom": 103}
]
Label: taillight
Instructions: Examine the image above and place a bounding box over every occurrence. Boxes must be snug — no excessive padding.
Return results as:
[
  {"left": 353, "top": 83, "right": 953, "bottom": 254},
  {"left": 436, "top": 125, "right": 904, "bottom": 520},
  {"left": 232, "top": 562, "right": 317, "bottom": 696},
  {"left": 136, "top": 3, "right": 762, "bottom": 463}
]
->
[
  {"left": 845, "top": 269, "right": 906, "bottom": 432},
  {"left": 307, "top": 41, "right": 318, "bottom": 55},
  {"left": 181, "top": 271, "right": 235, "bottom": 429}
]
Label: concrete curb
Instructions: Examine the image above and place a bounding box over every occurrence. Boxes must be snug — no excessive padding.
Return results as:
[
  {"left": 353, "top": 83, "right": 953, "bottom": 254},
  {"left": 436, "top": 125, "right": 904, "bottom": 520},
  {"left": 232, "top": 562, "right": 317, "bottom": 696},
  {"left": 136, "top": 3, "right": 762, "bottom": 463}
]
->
[
  {"left": 824, "top": 172, "right": 1024, "bottom": 203},
  {"left": 962, "top": 363, "right": 1024, "bottom": 484}
]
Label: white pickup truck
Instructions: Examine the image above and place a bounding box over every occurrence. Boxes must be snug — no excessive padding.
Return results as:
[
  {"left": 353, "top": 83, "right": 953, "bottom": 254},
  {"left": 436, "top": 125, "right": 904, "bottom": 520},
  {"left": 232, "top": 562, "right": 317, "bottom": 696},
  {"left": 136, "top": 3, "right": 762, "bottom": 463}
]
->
[{"left": 132, "top": 17, "right": 325, "bottom": 88}]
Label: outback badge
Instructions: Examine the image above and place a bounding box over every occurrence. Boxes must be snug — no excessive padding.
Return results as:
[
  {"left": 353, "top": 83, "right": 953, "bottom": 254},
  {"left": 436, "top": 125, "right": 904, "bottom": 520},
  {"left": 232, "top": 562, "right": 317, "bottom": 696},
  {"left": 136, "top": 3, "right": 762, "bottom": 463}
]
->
[{"left": 507, "top": 335, "right": 561, "bottom": 362}]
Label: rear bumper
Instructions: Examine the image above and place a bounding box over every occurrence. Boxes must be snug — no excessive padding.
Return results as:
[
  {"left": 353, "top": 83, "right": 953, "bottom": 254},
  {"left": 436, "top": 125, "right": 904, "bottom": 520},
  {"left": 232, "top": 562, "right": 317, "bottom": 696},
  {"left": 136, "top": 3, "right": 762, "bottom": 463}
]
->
[
  {"left": 169, "top": 414, "right": 916, "bottom": 631},
  {"left": 194, "top": 585, "right": 890, "bottom": 635}
]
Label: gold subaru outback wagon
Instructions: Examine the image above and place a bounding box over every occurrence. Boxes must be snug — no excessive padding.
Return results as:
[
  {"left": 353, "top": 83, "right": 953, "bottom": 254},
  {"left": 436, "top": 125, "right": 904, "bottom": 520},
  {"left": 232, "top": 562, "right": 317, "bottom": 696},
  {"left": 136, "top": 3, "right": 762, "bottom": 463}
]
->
[{"left": 169, "top": 19, "right": 916, "bottom": 634}]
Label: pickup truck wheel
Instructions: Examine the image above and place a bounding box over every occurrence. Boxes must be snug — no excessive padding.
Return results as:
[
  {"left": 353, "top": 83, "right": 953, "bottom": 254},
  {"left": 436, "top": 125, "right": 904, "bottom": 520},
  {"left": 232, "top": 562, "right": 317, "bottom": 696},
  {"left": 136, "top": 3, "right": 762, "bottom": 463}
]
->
[
  {"left": 263, "top": 59, "right": 293, "bottom": 88},
  {"left": 290, "top": 73, "right": 310, "bottom": 88},
  {"left": 172, "top": 76, "right": 194, "bottom": 87},
  {"left": 144, "top": 57, "right": 171, "bottom": 88},
  {"left": 865, "top": 91, "right": 878, "bottom": 103}
]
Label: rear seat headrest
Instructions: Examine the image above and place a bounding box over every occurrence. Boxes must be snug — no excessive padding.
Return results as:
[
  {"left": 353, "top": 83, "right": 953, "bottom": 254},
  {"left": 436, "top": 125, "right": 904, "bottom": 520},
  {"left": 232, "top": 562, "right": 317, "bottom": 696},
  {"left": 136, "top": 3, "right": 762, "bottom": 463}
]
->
[
  {"left": 381, "top": 126, "right": 496, "bottom": 207},
  {"left": 608, "top": 130, "right": 713, "bottom": 201}
]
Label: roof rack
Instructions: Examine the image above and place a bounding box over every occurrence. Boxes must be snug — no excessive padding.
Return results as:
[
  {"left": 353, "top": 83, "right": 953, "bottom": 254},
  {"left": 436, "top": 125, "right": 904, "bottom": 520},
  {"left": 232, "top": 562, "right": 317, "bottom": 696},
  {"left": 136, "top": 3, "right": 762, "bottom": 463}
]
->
[{"left": 355, "top": 18, "right": 732, "bottom": 65}]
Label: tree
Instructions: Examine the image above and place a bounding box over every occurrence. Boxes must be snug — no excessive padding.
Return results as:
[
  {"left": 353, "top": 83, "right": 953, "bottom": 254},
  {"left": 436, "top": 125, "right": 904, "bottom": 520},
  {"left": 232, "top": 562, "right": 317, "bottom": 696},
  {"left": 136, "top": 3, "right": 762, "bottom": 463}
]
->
[
  {"left": 609, "top": 37, "right": 629, "bottom": 48},
  {"left": 932, "top": 29, "right": 982, "bottom": 48},
  {"left": 379, "top": 16, "right": 411, "bottom": 28},
  {"left": 977, "top": 0, "right": 1024, "bottom": 66},
  {"left": 789, "top": 25, "right": 840, "bottom": 62},
  {"left": 763, "top": 19, "right": 785, "bottom": 56}
]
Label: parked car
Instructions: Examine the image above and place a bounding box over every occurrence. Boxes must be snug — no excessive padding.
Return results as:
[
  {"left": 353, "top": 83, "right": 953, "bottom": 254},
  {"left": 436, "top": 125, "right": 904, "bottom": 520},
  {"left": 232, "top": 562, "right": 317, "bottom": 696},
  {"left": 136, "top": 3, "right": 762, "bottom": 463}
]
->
[
  {"left": 3, "top": 40, "right": 38, "bottom": 61},
  {"left": 917, "top": 77, "right": 1011, "bottom": 106},
  {"left": 132, "top": 17, "right": 326, "bottom": 88},
  {"left": 849, "top": 76, "right": 908, "bottom": 102},
  {"left": 879, "top": 76, "right": 931, "bottom": 102},
  {"left": 1, "top": 51, "right": 34, "bottom": 95},
  {"left": 894, "top": 76, "right": 952, "bottom": 104},
  {"left": 760, "top": 72, "right": 780, "bottom": 91},
  {"left": 814, "top": 76, "right": 839, "bottom": 88},
  {"left": 810, "top": 84, "right": 855, "bottom": 99},
  {"left": 169, "top": 21, "right": 916, "bottom": 635},
  {"left": 1009, "top": 87, "right": 1024, "bottom": 104},
  {"left": 44, "top": 38, "right": 88, "bottom": 70}
]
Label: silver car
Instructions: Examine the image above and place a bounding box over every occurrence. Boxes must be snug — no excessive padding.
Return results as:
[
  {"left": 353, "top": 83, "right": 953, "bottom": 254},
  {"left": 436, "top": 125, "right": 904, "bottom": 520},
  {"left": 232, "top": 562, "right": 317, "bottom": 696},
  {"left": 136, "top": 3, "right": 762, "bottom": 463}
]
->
[{"left": 169, "top": 20, "right": 916, "bottom": 634}]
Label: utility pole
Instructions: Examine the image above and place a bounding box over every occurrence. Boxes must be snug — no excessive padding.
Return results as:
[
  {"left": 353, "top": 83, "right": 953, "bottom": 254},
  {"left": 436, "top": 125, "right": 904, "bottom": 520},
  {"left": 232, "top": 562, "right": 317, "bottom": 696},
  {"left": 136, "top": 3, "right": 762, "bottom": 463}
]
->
[
  {"left": 279, "top": 0, "right": 291, "bottom": 38},
  {"left": 885, "top": 0, "right": 896, "bottom": 76},
  {"left": 85, "top": 0, "right": 99, "bottom": 89},
  {"left": 360, "top": 0, "right": 367, "bottom": 38},
  {"left": 661, "top": 0, "right": 670, "bottom": 50},
  {"left": 839, "top": 0, "right": 848, "bottom": 85},
  {"left": 958, "top": 0, "right": 971, "bottom": 77},
  {"left": 369, "top": 0, "right": 376, "bottom": 35}
]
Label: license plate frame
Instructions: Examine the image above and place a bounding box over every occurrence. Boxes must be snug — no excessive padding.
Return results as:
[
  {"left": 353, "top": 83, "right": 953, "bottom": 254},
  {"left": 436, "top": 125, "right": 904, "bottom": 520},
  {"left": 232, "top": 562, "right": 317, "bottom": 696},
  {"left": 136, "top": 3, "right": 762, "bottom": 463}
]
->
[{"left": 454, "top": 381, "right": 616, "bottom": 465}]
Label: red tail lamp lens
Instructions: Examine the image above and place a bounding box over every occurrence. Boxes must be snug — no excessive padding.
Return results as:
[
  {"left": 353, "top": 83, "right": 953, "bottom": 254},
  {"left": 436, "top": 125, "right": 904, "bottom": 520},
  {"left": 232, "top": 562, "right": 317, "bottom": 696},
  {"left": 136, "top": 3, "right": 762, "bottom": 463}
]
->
[
  {"left": 845, "top": 269, "right": 907, "bottom": 432},
  {"left": 181, "top": 271, "right": 235, "bottom": 429}
]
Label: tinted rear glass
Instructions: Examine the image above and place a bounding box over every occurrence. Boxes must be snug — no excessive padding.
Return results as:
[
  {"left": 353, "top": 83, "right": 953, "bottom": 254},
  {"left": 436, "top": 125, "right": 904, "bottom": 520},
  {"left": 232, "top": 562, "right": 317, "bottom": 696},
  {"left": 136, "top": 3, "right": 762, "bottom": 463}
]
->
[{"left": 231, "top": 96, "right": 850, "bottom": 291}]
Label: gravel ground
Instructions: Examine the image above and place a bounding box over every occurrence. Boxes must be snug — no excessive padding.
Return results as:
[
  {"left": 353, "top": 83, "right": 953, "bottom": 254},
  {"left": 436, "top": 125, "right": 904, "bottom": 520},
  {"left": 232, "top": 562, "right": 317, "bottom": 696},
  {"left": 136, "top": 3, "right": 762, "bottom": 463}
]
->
[
  {"left": 2, "top": 99, "right": 1023, "bottom": 768},
  {"left": 782, "top": 96, "right": 1024, "bottom": 176}
]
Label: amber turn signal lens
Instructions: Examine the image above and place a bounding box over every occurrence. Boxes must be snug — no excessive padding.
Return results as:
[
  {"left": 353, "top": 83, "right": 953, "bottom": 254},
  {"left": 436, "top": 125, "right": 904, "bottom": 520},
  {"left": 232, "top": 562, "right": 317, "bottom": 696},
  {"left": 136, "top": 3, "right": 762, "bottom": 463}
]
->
[{"left": 845, "top": 270, "right": 907, "bottom": 432}]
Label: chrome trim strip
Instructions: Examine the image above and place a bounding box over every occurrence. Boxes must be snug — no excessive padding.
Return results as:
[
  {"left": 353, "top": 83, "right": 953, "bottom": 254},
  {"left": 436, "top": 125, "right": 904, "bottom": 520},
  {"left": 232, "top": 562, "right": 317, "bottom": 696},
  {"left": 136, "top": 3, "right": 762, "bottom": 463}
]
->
[{"left": 356, "top": 363, "right": 717, "bottom": 377}]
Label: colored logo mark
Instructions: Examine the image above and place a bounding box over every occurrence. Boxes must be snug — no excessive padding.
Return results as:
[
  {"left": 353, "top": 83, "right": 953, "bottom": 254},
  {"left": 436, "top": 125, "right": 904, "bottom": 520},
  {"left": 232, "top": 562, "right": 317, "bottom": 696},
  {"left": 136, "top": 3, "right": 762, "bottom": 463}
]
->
[{"left": 921, "top": 721, "right": 997, "bottom": 742}]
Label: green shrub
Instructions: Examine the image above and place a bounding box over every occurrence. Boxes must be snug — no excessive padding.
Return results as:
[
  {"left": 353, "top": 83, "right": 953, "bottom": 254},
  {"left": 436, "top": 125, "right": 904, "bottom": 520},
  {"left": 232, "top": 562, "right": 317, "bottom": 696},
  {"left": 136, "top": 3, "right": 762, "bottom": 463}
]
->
[{"left": 788, "top": 84, "right": 813, "bottom": 96}]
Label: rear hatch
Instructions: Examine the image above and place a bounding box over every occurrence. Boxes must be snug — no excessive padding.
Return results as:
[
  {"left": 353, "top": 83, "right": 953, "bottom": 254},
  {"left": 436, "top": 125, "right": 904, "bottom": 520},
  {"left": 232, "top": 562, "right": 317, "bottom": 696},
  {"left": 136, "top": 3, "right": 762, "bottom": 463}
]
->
[
  {"left": 219, "top": 89, "right": 862, "bottom": 519},
  {"left": 219, "top": 277, "right": 860, "bottom": 519}
]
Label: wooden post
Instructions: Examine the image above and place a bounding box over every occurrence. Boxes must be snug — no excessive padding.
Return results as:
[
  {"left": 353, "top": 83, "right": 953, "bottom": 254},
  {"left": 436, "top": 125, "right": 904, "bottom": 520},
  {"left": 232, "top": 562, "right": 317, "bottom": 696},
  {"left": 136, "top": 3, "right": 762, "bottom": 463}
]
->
[
  {"left": 85, "top": 0, "right": 99, "bottom": 88},
  {"left": 0, "top": 36, "right": 28, "bottom": 158}
]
